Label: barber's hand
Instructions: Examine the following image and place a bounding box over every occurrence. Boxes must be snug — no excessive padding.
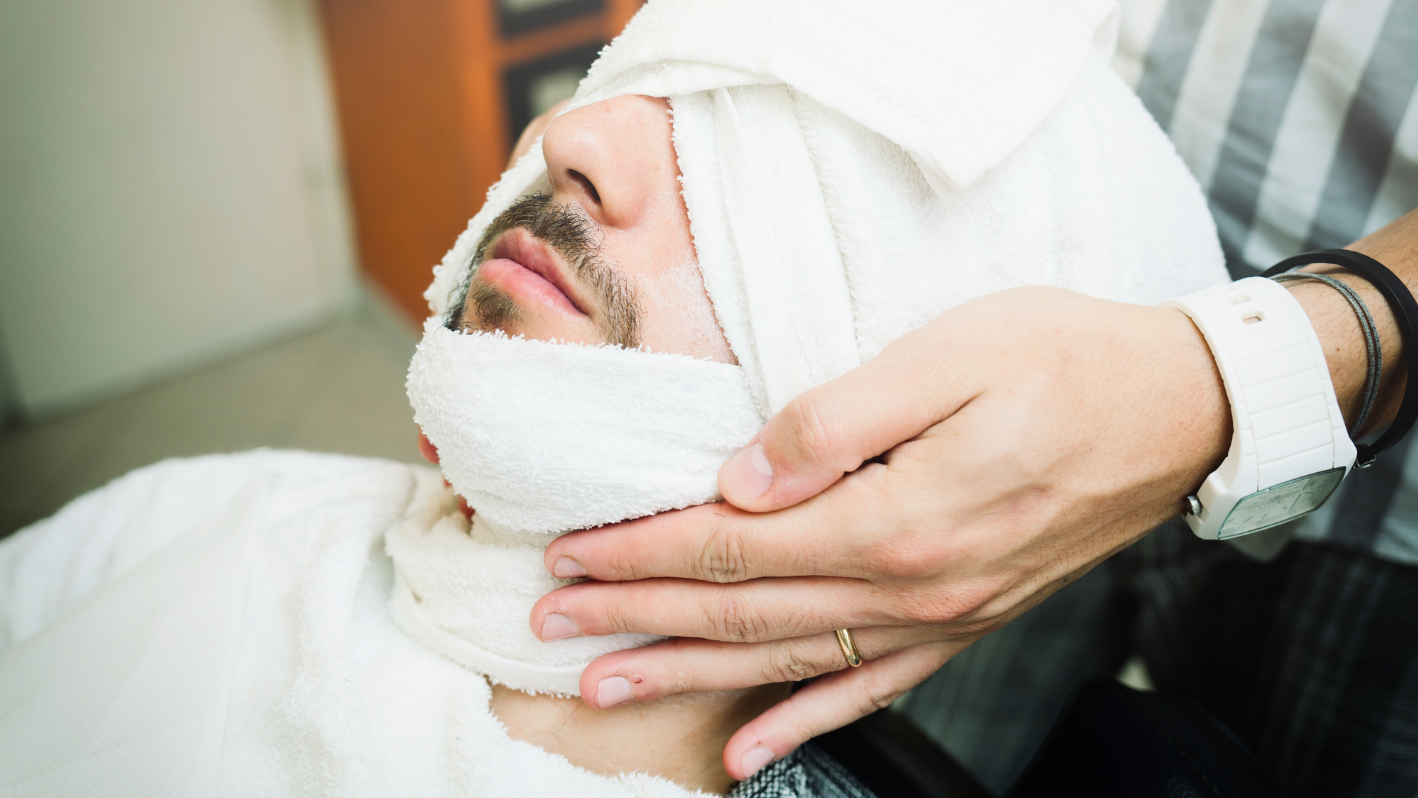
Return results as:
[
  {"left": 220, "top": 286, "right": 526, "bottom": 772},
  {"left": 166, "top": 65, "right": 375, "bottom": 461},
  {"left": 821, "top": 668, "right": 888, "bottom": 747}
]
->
[{"left": 531, "top": 286, "right": 1232, "bottom": 779}]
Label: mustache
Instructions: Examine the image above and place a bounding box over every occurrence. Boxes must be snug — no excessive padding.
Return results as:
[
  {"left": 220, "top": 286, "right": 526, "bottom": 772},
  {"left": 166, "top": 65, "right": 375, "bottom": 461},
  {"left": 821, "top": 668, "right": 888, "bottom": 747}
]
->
[{"left": 446, "top": 193, "right": 641, "bottom": 348}]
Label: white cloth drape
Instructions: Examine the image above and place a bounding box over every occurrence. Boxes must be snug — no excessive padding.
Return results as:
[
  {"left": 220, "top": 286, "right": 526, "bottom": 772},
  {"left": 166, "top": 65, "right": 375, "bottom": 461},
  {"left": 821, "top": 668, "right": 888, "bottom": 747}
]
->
[{"left": 0, "top": 452, "right": 703, "bottom": 797}]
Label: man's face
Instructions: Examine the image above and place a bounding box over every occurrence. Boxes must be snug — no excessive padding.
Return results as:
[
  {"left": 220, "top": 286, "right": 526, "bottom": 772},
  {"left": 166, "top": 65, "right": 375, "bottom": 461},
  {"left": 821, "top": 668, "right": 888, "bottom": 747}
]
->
[{"left": 450, "top": 96, "right": 734, "bottom": 364}]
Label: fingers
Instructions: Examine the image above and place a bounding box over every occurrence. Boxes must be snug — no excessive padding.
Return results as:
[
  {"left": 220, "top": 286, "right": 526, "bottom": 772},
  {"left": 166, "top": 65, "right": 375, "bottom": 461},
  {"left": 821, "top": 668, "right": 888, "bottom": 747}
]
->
[
  {"left": 545, "top": 465, "right": 892, "bottom": 583},
  {"left": 531, "top": 576, "right": 892, "bottom": 643},
  {"left": 721, "top": 323, "right": 981, "bottom": 513},
  {"left": 576, "top": 626, "right": 944, "bottom": 708},
  {"left": 722, "top": 640, "right": 964, "bottom": 781}
]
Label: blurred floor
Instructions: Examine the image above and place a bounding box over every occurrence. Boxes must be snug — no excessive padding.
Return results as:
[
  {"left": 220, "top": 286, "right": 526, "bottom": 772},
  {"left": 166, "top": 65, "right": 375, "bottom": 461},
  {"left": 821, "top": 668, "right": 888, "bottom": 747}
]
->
[{"left": 0, "top": 301, "right": 422, "bottom": 539}]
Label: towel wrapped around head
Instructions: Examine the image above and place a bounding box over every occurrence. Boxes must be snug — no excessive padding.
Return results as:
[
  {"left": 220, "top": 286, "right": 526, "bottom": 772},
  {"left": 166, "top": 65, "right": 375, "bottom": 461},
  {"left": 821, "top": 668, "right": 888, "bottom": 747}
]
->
[{"left": 398, "top": 0, "right": 1229, "bottom": 695}]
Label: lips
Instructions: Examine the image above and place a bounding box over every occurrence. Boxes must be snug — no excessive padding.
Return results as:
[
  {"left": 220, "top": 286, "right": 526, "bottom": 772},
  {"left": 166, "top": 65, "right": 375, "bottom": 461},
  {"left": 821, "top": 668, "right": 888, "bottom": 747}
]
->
[{"left": 479, "top": 228, "right": 586, "bottom": 317}]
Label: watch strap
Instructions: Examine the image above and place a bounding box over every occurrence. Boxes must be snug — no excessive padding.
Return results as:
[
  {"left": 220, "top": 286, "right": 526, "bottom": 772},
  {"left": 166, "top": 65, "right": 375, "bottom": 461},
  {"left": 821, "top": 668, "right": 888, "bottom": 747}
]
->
[{"left": 1160, "top": 277, "right": 1355, "bottom": 539}]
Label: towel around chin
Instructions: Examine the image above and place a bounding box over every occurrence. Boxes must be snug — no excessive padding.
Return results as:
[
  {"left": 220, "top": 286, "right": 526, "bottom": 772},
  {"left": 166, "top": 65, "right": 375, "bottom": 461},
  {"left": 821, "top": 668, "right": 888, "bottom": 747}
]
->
[
  {"left": 407, "top": 323, "right": 764, "bottom": 538},
  {"left": 385, "top": 483, "right": 666, "bottom": 697}
]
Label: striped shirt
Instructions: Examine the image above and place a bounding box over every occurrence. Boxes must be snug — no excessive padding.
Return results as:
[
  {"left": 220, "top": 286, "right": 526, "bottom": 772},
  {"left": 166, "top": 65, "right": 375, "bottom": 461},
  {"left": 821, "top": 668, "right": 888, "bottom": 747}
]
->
[{"left": 1114, "top": 0, "right": 1418, "bottom": 564}]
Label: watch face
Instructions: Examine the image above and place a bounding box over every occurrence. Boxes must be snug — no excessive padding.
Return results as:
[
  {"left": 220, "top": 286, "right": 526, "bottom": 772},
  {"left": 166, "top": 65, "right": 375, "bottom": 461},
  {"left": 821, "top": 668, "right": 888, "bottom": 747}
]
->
[{"left": 1218, "top": 467, "right": 1347, "bottom": 539}]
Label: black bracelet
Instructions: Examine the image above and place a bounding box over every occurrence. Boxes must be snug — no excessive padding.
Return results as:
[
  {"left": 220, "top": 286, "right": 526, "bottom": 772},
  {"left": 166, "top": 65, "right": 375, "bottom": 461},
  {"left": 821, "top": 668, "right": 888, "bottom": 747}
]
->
[{"left": 1263, "top": 249, "right": 1418, "bottom": 466}]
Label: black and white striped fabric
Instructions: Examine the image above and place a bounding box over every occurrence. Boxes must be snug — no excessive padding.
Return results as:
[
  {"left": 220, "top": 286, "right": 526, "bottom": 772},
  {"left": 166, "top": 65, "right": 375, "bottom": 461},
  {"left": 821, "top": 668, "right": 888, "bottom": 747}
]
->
[
  {"left": 1116, "top": 0, "right": 1418, "bottom": 564},
  {"left": 731, "top": 745, "right": 877, "bottom": 798}
]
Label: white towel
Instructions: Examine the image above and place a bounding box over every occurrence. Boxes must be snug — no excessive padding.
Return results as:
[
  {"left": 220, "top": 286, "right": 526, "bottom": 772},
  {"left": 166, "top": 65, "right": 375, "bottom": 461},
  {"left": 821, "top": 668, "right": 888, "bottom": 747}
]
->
[
  {"left": 407, "top": 324, "right": 762, "bottom": 537},
  {"left": 385, "top": 475, "right": 667, "bottom": 695},
  {"left": 0, "top": 452, "right": 706, "bottom": 797},
  {"left": 669, "top": 66, "right": 1226, "bottom": 413},
  {"left": 406, "top": 0, "right": 1229, "bottom": 695}
]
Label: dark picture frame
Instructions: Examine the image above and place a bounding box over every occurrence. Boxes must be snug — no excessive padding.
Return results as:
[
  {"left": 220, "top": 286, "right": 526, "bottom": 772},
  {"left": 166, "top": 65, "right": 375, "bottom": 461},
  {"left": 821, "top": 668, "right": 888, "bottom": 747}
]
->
[
  {"left": 497, "top": 0, "right": 604, "bottom": 38},
  {"left": 503, "top": 41, "right": 605, "bottom": 146}
]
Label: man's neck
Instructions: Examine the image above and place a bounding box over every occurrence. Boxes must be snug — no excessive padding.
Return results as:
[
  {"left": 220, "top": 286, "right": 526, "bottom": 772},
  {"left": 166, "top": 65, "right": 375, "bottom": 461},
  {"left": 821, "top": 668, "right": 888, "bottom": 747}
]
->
[{"left": 491, "top": 682, "right": 790, "bottom": 794}]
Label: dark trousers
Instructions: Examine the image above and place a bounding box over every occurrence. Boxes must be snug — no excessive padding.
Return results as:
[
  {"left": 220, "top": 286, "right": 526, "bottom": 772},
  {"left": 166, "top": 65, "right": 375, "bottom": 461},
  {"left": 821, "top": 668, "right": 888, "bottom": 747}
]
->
[{"left": 901, "top": 520, "right": 1418, "bottom": 798}]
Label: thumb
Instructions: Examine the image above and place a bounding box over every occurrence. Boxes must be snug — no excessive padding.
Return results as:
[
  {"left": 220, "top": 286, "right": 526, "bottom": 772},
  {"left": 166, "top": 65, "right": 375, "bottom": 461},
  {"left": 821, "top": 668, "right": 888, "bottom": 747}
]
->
[{"left": 719, "top": 324, "right": 978, "bottom": 512}]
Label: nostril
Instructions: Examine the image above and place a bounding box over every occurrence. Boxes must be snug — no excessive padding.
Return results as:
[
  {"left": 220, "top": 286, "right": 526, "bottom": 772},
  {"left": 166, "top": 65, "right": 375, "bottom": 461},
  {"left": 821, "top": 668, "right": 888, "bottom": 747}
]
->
[{"left": 568, "top": 169, "right": 601, "bottom": 205}]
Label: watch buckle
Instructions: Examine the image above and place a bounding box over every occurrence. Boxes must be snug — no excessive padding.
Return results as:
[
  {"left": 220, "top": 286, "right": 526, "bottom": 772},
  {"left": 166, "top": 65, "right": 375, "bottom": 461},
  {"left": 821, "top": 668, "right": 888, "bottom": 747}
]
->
[{"left": 1184, "top": 494, "right": 1203, "bottom": 516}]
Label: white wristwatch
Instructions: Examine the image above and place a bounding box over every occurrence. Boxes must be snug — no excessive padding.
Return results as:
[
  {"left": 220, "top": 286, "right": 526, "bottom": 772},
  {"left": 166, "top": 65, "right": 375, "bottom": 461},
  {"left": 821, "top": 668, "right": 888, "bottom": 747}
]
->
[{"left": 1160, "top": 277, "right": 1356, "bottom": 540}]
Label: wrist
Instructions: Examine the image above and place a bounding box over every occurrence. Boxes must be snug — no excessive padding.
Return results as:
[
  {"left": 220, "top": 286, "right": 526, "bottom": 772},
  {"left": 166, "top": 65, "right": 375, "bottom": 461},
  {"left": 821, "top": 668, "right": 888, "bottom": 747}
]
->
[
  {"left": 1156, "top": 305, "right": 1232, "bottom": 507},
  {"left": 1161, "top": 278, "right": 1355, "bottom": 538},
  {"left": 1284, "top": 265, "right": 1404, "bottom": 437}
]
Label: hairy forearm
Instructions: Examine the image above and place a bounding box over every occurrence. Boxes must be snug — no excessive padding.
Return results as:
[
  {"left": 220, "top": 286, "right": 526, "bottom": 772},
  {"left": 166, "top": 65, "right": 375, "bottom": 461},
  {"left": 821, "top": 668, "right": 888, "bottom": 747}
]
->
[{"left": 1286, "top": 208, "right": 1418, "bottom": 436}]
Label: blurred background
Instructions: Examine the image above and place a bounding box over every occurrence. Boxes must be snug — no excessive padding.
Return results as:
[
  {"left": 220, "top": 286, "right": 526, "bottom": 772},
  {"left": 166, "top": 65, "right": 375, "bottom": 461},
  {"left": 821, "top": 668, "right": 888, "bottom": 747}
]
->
[{"left": 0, "top": 0, "right": 643, "bottom": 538}]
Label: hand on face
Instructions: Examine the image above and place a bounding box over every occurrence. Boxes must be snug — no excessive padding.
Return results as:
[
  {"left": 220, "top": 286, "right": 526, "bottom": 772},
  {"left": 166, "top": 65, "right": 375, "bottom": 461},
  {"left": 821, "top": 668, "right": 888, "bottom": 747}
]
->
[{"left": 529, "top": 286, "right": 1233, "bottom": 779}]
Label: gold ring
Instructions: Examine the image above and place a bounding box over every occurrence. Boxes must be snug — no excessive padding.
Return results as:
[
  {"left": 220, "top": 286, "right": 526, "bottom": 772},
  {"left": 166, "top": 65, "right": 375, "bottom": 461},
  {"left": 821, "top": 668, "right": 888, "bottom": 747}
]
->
[{"left": 835, "top": 629, "right": 863, "bottom": 668}]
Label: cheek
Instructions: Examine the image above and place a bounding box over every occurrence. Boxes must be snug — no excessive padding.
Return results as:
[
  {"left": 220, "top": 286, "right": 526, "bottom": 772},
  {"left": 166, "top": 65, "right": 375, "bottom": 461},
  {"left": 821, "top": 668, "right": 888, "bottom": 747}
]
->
[
  {"left": 639, "top": 256, "right": 734, "bottom": 362},
  {"left": 609, "top": 216, "right": 732, "bottom": 363},
  {"left": 602, "top": 126, "right": 734, "bottom": 363}
]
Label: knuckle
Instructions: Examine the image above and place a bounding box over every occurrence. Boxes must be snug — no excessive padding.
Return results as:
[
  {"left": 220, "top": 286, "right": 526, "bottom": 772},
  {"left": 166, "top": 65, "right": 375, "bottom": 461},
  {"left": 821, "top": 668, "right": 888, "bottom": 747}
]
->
[
  {"left": 600, "top": 596, "right": 639, "bottom": 635},
  {"left": 606, "top": 516, "right": 662, "bottom": 579},
  {"left": 707, "top": 589, "right": 768, "bottom": 642},
  {"left": 606, "top": 547, "right": 645, "bottom": 580},
  {"left": 657, "top": 640, "right": 706, "bottom": 693},
  {"left": 777, "top": 392, "right": 848, "bottom": 471},
  {"left": 695, "top": 517, "right": 753, "bottom": 583},
  {"left": 762, "top": 638, "right": 832, "bottom": 683}
]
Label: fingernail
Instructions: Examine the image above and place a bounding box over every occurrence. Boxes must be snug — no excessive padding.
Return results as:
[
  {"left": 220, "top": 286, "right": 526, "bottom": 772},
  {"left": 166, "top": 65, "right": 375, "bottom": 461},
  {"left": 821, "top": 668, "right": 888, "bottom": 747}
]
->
[
  {"left": 553, "top": 556, "right": 587, "bottom": 579},
  {"left": 724, "top": 441, "right": 774, "bottom": 499},
  {"left": 595, "top": 676, "right": 634, "bottom": 708},
  {"left": 540, "top": 613, "right": 581, "bottom": 641},
  {"left": 741, "top": 746, "right": 775, "bottom": 778}
]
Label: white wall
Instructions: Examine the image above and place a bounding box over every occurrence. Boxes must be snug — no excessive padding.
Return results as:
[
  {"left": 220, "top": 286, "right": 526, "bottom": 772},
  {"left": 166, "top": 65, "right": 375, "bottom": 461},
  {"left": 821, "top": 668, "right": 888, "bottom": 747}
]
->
[{"left": 0, "top": 0, "right": 357, "bottom": 419}]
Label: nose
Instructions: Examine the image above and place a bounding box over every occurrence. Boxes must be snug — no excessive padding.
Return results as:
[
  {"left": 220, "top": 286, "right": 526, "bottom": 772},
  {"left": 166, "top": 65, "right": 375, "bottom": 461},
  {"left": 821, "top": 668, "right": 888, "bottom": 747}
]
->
[{"left": 540, "top": 95, "right": 677, "bottom": 229}]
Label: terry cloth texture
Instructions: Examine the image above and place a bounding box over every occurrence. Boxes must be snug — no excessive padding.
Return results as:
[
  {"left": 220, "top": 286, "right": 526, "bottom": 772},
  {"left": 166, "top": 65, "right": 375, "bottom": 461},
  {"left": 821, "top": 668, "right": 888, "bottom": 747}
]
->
[
  {"left": 0, "top": 452, "right": 715, "bottom": 798},
  {"left": 406, "top": 0, "right": 1229, "bottom": 696},
  {"left": 407, "top": 325, "right": 762, "bottom": 539},
  {"left": 385, "top": 476, "right": 668, "bottom": 696}
]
